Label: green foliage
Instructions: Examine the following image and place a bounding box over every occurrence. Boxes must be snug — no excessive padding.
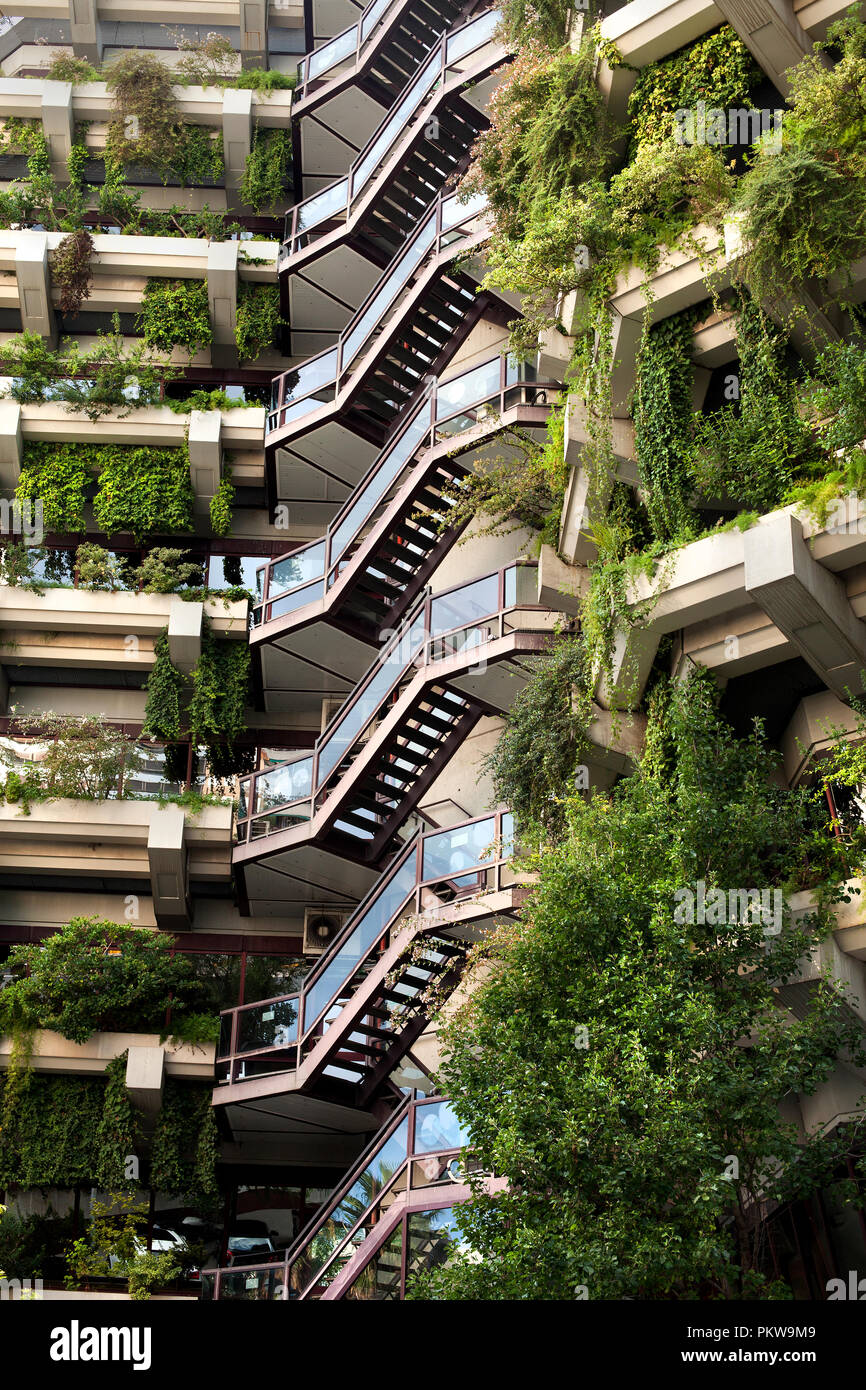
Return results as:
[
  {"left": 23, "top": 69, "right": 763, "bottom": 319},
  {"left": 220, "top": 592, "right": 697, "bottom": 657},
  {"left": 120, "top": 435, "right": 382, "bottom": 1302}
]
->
[
  {"left": 64, "top": 1194, "right": 147, "bottom": 1288},
  {"left": 0, "top": 1075, "right": 110, "bottom": 1188},
  {"left": 166, "top": 388, "right": 261, "bottom": 414},
  {"left": 127, "top": 1248, "right": 183, "bottom": 1300},
  {"left": 0, "top": 915, "right": 211, "bottom": 1045},
  {"left": 46, "top": 51, "right": 101, "bottom": 82},
  {"left": 209, "top": 471, "right": 234, "bottom": 537},
  {"left": 15, "top": 441, "right": 91, "bottom": 532},
  {"left": 0, "top": 318, "right": 172, "bottom": 419},
  {"left": 423, "top": 672, "right": 861, "bottom": 1300},
  {"left": 95, "top": 1054, "right": 140, "bottom": 1190},
  {"left": 92, "top": 443, "right": 194, "bottom": 541},
  {"left": 735, "top": 14, "right": 866, "bottom": 301},
  {"left": 235, "top": 283, "right": 283, "bottom": 361},
  {"left": 0, "top": 1206, "right": 75, "bottom": 1281},
  {"left": 692, "top": 298, "right": 815, "bottom": 511},
  {"left": 137, "top": 279, "right": 212, "bottom": 356},
  {"left": 75, "top": 542, "right": 128, "bottom": 590},
  {"left": 149, "top": 1081, "right": 220, "bottom": 1200},
  {"left": 442, "top": 409, "right": 567, "bottom": 545},
  {"left": 240, "top": 127, "right": 292, "bottom": 212},
  {"left": 633, "top": 306, "right": 700, "bottom": 542},
  {"left": 187, "top": 620, "right": 250, "bottom": 776},
  {"left": 134, "top": 547, "right": 204, "bottom": 593},
  {"left": 143, "top": 629, "right": 186, "bottom": 744},
  {"left": 626, "top": 26, "right": 761, "bottom": 152},
  {"left": 484, "top": 635, "right": 588, "bottom": 832},
  {"left": 0, "top": 713, "right": 142, "bottom": 803},
  {"left": 496, "top": 0, "right": 574, "bottom": 46}
]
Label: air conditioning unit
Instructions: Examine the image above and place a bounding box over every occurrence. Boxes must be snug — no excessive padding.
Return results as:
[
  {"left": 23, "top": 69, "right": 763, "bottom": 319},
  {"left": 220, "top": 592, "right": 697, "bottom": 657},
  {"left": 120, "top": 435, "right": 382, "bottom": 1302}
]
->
[
  {"left": 303, "top": 907, "right": 348, "bottom": 955},
  {"left": 320, "top": 697, "right": 344, "bottom": 734}
]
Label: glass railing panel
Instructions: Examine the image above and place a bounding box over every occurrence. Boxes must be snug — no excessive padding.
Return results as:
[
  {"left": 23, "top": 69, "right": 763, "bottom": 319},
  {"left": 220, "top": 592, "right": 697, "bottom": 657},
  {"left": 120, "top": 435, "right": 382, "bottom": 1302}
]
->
[
  {"left": 297, "top": 1117, "right": 409, "bottom": 1287},
  {"left": 440, "top": 188, "right": 487, "bottom": 232},
  {"left": 341, "top": 216, "right": 437, "bottom": 370},
  {"left": 236, "top": 996, "right": 300, "bottom": 1055},
  {"left": 269, "top": 542, "right": 327, "bottom": 598},
  {"left": 308, "top": 26, "right": 358, "bottom": 80},
  {"left": 413, "top": 1100, "right": 467, "bottom": 1154},
  {"left": 361, "top": 0, "right": 393, "bottom": 41},
  {"left": 504, "top": 563, "right": 536, "bottom": 609},
  {"left": 216, "top": 1268, "right": 285, "bottom": 1301},
  {"left": 303, "top": 855, "right": 418, "bottom": 1031},
  {"left": 436, "top": 359, "right": 500, "bottom": 420},
  {"left": 316, "top": 608, "right": 428, "bottom": 782},
  {"left": 329, "top": 404, "right": 431, "bottom": 561},
  {"left": 249, "top": 803, "right": 313, "bottom": 838},
  {"left": 296, "top": 180, "right": 349, "bottom": 234},
  {"left": 421, "top": 815, "right": 497, "bottom": 882},
  {"left": 263, "top": 580, "right": 325, "bottom": 623},
  {"left": 446, "top": 8, "right": 499, "bottom": 64},
  {"left": 429, "top": 572, "right": 499, "bottom": 636},
  {"left": 251, "top": 757, "right": 314, "bottom": 814},
  {"left": 352, "top": 48, "right": 440, "bottom": 194},
  {"left": 273, "top": 351, "right": 339, "bottom": 411}
]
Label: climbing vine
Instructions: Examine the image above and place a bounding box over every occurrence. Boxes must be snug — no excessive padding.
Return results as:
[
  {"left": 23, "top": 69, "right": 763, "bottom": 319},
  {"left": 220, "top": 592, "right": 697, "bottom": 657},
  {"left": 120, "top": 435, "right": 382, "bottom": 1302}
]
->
[
  {"left": 633, "top": 305, "right": 701, "bottom": 543},
  {"left": 235, "top": 283, "right": 283, "bottom": 361},
  {"left": 137, "top": 279, "right": 212, "bottom": 356},
  {"left": 15, "top": 441, "right": 92, "bottom": 532},
  {"left": 209, "top": 472, "right": 234, "bottom": 537},
  {"left": 143, "top": 630, "right": 186, "bottom": 744},
  {"left": 149, "top": 1081, "right": 219, "bottom": 1200},
  {"left": 92, "top": 444, "right": 194, "bottom": 541},
  {"left": 239, "top": 127, "right": 292, "bottom": 213}
]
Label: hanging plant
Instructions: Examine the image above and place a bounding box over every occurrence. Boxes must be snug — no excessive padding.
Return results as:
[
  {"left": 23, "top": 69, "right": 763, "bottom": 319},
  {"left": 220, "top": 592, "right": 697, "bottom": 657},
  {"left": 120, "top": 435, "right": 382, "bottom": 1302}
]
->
[
  {"left": 187, "top": 619, "right": 250, "bottom": 776},
  {"left": 143, "top": 629, "right": 186, "bottom": 744},
  {"left": 137, "top": 279, "right": 212, "bottom": 356},
  {"left": 239, "top": 127, "right": 292, "bottom": 213},
  {"left": 209, "top": 471, "right": 234, "bottom": 537},
  {"left": 15, "top": 440, "right": 91, "bottom": 532},
  {"left": 94, "top": 1053, "right": 140, "bottom": 1190},
  {"left": 633, "top": 304, "right": 701, "bottom": 543},
  {"left": 92, "top": 443, "right": 194, "bottom": 541},
  {"left": 52, "top": 227, "right": 94, "bottom": 318},
  {"left": 149, "top": 1081, "right": 219, "bottom": 1200},
  {"left": 235, "top": 282, "right": 283, "bottom": 361}
]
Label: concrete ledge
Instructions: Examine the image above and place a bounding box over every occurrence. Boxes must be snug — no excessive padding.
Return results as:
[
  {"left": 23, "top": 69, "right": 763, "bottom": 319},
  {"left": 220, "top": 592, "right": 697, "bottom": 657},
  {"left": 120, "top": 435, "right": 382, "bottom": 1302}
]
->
[{"left": 0, "top": 1028, "right": 215, "bottom": 1080}]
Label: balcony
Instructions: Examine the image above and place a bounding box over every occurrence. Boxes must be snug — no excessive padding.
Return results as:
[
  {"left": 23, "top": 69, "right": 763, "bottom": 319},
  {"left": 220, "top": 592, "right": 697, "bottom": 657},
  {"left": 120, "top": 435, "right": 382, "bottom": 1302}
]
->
[{"left": 0, "top": 797, "right": 233, "bottom": 924}]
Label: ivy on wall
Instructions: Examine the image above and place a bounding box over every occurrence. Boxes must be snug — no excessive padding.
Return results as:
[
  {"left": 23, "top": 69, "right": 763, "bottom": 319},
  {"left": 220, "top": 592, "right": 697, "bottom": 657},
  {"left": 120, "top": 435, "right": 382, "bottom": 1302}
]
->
[
  {"left": 626, "top": 26, "right": 762, "bottom": 153},
  {"left": 235, "top": 283, "right": 283, "bottom": 361},
  {"left": 209, "top": 471, "right": 234, "bottom": 537},
  {"left": 633, "top": 305, "right": 701, "bottom": 543},
  {"left": 187, "top": 620, "right": 251, "bottom": 777},
  {"left": 143, "top": 630, "right": 186, "bottom": 744},
  {"left": 149, "top": 1081, "right": 219, "bottom": 1200},
  {"left": 15, "top": 441, "right": 92, "bottom": 533},
  {"left": 91, "top": 443, "right": 194, "bottom": 541},
  {"left": 137, "top": 279, "right": 213, "bottom": 357},
  {"left": 240, "top": 128, "right": 293, "bottom": 213}
]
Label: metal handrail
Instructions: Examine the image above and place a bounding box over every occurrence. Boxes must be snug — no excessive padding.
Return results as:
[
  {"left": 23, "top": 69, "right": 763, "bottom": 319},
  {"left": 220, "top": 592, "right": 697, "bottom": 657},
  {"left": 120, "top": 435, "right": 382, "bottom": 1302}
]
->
[
  {"left": 284, "top": 7, "right": 501, "bottom": 256},
  {"left": 255, "top": 356, "right": 557, "bottom": 626},
  {"left": 294, "top": 0, "right": 404, "bottom": 96},
  {"left": 219, "top": 809, "right": 511, "bottom": 1077},
  {"left": 236, "top": 561, "right": 539, "bottom": 838},
  {"left": 268, "top": 186, "right": 489, "bottom": 437}
]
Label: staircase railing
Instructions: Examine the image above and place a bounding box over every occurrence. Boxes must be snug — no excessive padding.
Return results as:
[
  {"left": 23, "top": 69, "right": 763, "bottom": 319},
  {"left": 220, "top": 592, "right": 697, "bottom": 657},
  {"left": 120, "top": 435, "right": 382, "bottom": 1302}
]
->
[
  {"left": 204, "top": 1094, "right": 471, "bottom": 1300},
  {"left": 294, "top": 0, "right": 403, "bottom": 96},
  {"left": 269, "top": 187, "right": 488, "bottom": 436},
  {"left": 236, "top": 560, "right": 540, "bottom": 842},
  {"left": 218, "top": 808, "right": 513, "bottom": 1084},
  {"left": 284, "top": 7, "right": 501, "bottom": 255},
  {"left": 255, "top": 354, "right": 558, "bottom": 626}
]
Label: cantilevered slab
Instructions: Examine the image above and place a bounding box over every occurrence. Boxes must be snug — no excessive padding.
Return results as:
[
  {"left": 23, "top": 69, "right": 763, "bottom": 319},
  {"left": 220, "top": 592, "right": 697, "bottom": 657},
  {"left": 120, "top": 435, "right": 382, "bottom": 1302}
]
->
[
  {"left": 744, "top": 511, "right": 866, "bottom": 698},
  {"left": 713, "top": 0, "right": 814, "bottom": 94}
]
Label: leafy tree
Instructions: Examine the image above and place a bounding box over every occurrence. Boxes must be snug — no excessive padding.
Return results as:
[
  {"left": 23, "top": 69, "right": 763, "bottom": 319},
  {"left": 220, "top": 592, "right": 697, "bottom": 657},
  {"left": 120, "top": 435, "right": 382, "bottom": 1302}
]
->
[{"left": 419, "top": 671, "right": 866, "bottom": 1299}]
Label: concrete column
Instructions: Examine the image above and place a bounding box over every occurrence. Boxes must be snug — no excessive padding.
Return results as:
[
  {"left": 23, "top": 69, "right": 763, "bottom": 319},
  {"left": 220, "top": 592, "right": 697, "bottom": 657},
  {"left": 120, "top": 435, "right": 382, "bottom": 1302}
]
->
[
  {"left": 125, "top": 1045, "right": 166, "bottom": 1116},
  {"left": 559, "top": 401, "right": 637, "bottom": 564},
  {"left": 0, "top": 664, "right": 9, "bottom": 715},
  {"left": 69, "top": 0, "right": 102, "bottom": 65},
  {"left": 609, "top": 309, "right": 643, "bottom": 418},
  {"left": 240, "top": 0, "right": 269, "bottom": 69},
  {"left": 594, "top": 625, "right": 660, "bottom": 712},
  {"left": 0, "top": 400, "right": 23, "bottom": 490},
  {"left": 41, "top": 83, "right": 74, "bottom": 181},
  {"left": 222, "top": 88, "right": 253, "bottom": 209},
  {"left": 744, "top": 510, "right": 866, "bottom": 699},
  {"left": 147, "top": 804, "right": 190, "bottom": 925},
  {"left": 16, "top": 232, "right": 57, "bottom": 346},
  {"left": 713, "top": 0, "right": 815, "bottom": 95},
  {"left": 207, "top": 240, "right": 239, "bottom": 369},
  {"left": 537, "top": 543, "right": 587, "bottom": 617},
  {"left": 167, "top": 596, "right": 203, "bottom": 674},
  {"left": 188, "top": 410, "right": 223, "bottom": 511}
]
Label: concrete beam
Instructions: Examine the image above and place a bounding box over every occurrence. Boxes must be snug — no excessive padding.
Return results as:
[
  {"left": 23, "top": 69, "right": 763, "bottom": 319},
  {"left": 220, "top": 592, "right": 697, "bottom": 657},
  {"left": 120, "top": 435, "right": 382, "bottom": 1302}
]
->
[
  {"left": 15, "top": 232, "right": 56, "bottom": 346},
  {"left": 222, "top": 88, "right": 253, "bottom": 209},
  {"left": 595, "top": 625, "right": 661, "bottom": 711},
  {"left": 537, "top": 543, "right": 588, "bottom": 616},
  {"left": 188, "top": 410, "right": 223, "bottom": 511},
  {"left": 167, "top": 596, "right": 203, "bottom": 675},
  {"left": 713, "top": 0, "right": 814, "bottom": 94},
  {"left": 780, "top": 689, "right": 863, "bottom": 785},
  {"left": 41, "top": 82, "right": 74, "bottom": 180},
  {"left": 69, "top": 0, "right": 102, "bottom": 65},
  {"left": 240, "top": 0, "right": 269, "bottom": 69},
  {"left": 0, "top": 400, "right": 23, "bottom": 489},
  {"left": 560, "top": 400, "right": 637, "bottom": 563},
  {"left": 744, "top": 510, "right": 866, "bottom": 699},
  {"left": 125, "top": 1044, "right": 166, "bottom": 1116},
  {"left": 147, "top": 804, "right": 190, "bottom": 925},
  {"left": 207, "top": 240, "right": 239, "bottom": 369}
]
